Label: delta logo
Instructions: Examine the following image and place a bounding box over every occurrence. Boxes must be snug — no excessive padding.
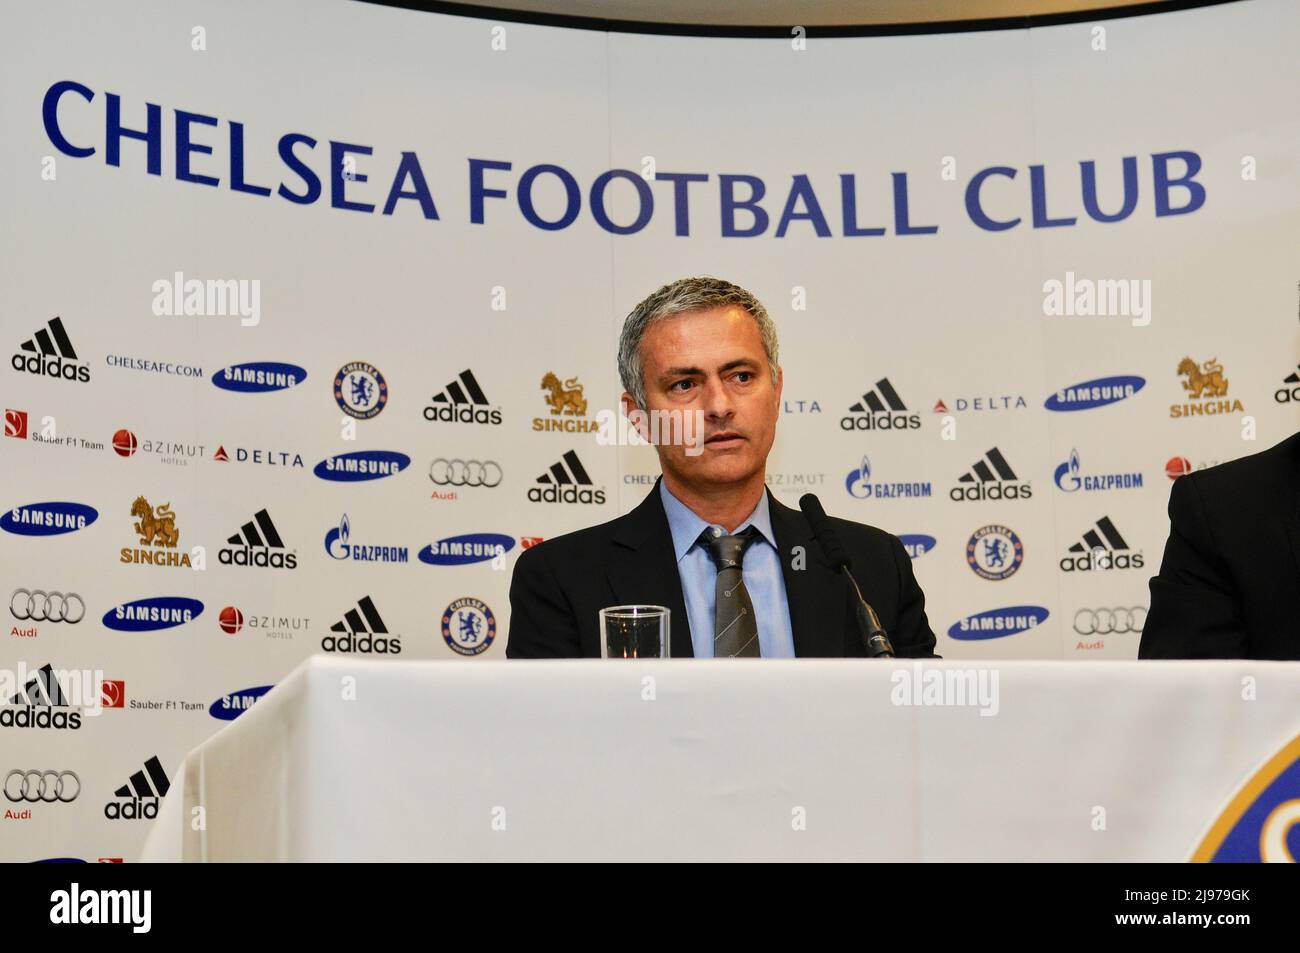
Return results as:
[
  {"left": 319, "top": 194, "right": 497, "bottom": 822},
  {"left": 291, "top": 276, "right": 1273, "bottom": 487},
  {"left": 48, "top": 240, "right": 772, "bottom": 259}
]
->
[
  {"left": 843, "top": 456, "right": 931, "bottom": 500},
  {"left": 840, "top": 378, "right": 921, "bottom": 432},
  {"left": 213, "top": 445, "right": 304, "bottom": 469},
  {"left": 208, "top": 685, "right": 273, "bottom": 721},
  {"left": 1171, "top": 356, "right": 1244, "bottom": 418},
  {"left": 211, "top": 361, "right": 306, "bottom": 393},
  {"left": 898, "top": 534, "right": 936, "bottom": 559},
  {"left": 1045, "top": 375, "right": 1144, "bottom": 411},
  {"left": 529, "top": 450, "right": 606, "bottom": 505},
  {"left": 218, "top": 508, "right": 297, "bottom": 569},
  {"left": 931, "top": 395, "right": 1027, "bottom": 413},
  {"left": 423, "top": 368, "right": 502, "bottom": 425},
  {"left": 11, "top": 317, "right": 90, "bottom": 383},
  {"left": 120, "top": 496, "right": 192, "bottom": 568},
  {"left": 1054, "top": 448, "right": 1144, "bottom": 493},
  {"left": 948, "top": 606, "right": 1049, "bottom": 641},
  {"left": 418, "top": 533, "right": 516, "bottom": 566},
  {"left": 314, "top": 450, "right": 410, "bottom": 482},
  {"left": 534, "top": 372, "right": 599, "bottom": 433},
  {"left": 1059, "top": 517, "right": 1145, "bottom": 572},
  {"left": 103, "top": 755, "right": 168, "bottom": 821},
  {"left": 949, "top": 447, "right": 1031, "bottom": 502},
  {"left": 1, "top": 502, "right": 97, "bottom": 537},
  {"left": 103, "top": 597, "right": 204, "bottom": 632},
  {"left": 322, "top": 595, "right": 401, "bottom": 654},
  {"left": 1192, "top": 734, "right": 1300, "bottom": 862}
]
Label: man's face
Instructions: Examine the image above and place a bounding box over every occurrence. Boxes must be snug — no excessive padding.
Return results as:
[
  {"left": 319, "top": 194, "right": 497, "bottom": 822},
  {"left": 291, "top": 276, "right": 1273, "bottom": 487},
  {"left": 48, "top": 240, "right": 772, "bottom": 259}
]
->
[{"left": 623, "top": 306, "right": 782, "bottom": 491}]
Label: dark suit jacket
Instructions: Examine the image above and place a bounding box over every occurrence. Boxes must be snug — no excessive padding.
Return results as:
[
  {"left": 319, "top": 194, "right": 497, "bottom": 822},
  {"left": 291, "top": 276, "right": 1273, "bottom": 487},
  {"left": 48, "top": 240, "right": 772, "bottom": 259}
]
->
[
  {"left": 1140, "top": 432, "right": 1300, "bottom": 660},
  {"left": 506, "top": 477, "right": 937, "bottom": 658}
]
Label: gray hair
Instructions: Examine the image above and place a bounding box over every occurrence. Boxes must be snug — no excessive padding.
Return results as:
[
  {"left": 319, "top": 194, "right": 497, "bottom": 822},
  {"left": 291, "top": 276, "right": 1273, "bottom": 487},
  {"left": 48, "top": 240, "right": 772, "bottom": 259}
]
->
[{"left": 618, "top": 276, "right": 779, "bottom": 410}]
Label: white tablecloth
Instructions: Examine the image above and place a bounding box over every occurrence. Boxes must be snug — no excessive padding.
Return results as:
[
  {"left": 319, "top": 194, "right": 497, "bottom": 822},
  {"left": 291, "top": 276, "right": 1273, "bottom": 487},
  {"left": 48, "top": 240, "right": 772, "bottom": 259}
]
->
[{"left": 140, "top": 656, "right": 1300, "bottom": 861}]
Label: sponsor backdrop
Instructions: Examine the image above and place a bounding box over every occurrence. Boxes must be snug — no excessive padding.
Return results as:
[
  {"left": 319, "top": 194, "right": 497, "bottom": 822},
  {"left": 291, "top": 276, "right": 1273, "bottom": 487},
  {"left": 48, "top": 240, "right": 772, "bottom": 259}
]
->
[{"left": 1, "top": 0, "right": 1297, "bottom": 861}]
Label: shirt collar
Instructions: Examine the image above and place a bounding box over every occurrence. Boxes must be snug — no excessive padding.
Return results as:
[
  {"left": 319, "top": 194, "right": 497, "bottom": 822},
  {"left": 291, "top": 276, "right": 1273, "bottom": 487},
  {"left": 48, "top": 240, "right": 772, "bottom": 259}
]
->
[{"left": 658, "top": 478, "right": 776, "bottom": 564}]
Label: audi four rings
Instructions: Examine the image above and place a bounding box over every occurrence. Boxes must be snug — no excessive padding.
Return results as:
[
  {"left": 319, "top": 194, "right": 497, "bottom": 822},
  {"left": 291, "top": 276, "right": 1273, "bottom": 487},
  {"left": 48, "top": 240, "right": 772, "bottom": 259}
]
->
[
  {"left": 1073, "top": 607, "right": 1148, "bottom": 635},
  {"left": 429, "top": 458, "right": 502, "bottom": 487},
  {"left": 10, "top": 589, "right": 85, "bottom": 623},
  {"left": 4, "top": 769, "right": 80, "bottom": 802}
]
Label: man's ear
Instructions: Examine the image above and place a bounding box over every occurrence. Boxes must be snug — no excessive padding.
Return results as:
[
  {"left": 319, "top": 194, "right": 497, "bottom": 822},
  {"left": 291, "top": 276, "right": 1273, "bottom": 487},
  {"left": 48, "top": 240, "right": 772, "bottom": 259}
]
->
[
  {"left": 621, "top": 392, "right": 650, "bottom": 442},
  {"left": 774, "top": 364, "right": 784, "bottom": 408}
]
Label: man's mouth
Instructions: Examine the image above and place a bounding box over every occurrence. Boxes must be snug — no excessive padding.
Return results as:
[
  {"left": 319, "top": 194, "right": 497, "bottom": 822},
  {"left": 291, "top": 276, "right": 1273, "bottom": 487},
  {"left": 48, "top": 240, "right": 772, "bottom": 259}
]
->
[{"left": 704, "top": 431, "right": 745, "bottom": 448}]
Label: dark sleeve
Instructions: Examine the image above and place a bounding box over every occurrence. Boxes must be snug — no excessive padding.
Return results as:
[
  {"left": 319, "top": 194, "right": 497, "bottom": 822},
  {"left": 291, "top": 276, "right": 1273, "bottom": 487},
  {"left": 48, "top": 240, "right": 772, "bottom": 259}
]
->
[
  {"left": 505, "top": 544, "right": 583, "bottom": 658},
  {"left": 888, "top": 534, "right": 939, "bottom": 658},
  {"left": 1139, "top": 473, "right": 1247, "bottom": 659}
]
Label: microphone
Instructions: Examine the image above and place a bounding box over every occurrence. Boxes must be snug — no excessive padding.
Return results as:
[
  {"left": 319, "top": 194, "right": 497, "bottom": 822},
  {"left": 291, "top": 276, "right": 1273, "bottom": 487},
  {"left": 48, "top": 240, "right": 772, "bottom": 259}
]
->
[{"left": 799, "top": 493, "right": 895, "bottom": 658}]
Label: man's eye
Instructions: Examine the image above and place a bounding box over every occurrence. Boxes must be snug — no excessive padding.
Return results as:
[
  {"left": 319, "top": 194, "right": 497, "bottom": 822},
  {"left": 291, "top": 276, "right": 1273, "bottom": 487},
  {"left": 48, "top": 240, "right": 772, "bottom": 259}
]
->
[
  {"left": 672, "top": 380, "right": 694, "bottom": 392},
  {"left": 735, "top": 372, "right": 753, "bottom": 383}
]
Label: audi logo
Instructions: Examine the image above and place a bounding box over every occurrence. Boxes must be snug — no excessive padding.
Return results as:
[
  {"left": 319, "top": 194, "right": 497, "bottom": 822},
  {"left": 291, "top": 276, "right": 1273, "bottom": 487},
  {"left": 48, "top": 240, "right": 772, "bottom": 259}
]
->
[
  {"left": 1073, "top": 607, "right": 1148, "bottom": 635},
  {"left": 10, "top": 589, "right": 85, "bottom": 623},
  {"left": 4, "top": 769, "right": 80, "bottom": 803},
  {"left": 429, "top": 458, "right": 502, "bottom": 487}
]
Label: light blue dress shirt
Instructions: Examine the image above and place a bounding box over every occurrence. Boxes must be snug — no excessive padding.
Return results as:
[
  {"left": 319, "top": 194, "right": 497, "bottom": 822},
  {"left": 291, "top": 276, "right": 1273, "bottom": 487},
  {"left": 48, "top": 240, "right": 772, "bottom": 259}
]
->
[{"left": 659, "top": 480, "right": 796, "bottom": 658}]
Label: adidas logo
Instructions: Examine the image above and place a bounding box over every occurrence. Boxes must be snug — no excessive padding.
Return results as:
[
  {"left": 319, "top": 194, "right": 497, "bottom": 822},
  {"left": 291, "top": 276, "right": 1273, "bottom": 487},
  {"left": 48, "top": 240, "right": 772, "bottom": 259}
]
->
[
  {"left": 104, "top": 755, "right": 169, "bottom": 820},
  {"left": 322, "top": 595, "right": 401, "bottom": 654},
  {"left": 841, "top": 378, "right": 920, "bottom": 432},
  {"left": 12, "top": 316, "right": 89, "bottom": 383},
  {"left": 528, "top": 450, "right": 606, "bottom": 505},
  {"left": 950, "top": 447, "right": 1032, "bottom": 502},
  {"left": 1, "top": 663, "right": 81, "bottom": 730},
  {"left": 422, "top": 368, "right": 502, "bottom": 425},
  {"left": 1060, "top": 516, "right": 1145, "bottom": 572},
  {"left": 1275, "top": 366, "right": 1300, "bottom": 404},
  {"left": 218, "top": 508, "right": 297, "bottom": 569}
]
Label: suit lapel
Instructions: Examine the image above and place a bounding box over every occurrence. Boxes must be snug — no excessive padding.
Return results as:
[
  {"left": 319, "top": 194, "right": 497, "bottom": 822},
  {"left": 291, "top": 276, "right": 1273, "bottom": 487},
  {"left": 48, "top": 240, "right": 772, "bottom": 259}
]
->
[
  {"left": 768, "top": 491, "right": 850, "bottom": 657},
  {"left": 606, "top": 478, "right": 695, "bottom": 657}
]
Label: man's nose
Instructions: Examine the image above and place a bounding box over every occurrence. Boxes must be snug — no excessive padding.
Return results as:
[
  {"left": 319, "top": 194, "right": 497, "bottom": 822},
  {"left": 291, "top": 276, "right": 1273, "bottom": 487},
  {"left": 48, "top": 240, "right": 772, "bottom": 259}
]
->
[{"left": 700, "top": 376, "right": 735, "bottom": 420}]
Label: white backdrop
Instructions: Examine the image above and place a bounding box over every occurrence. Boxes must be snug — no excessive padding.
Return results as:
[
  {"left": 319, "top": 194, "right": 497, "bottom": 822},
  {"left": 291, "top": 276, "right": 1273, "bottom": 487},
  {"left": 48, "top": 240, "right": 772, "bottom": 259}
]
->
[{"left": 1, "top": 0, "right": 1298, "bottom": 862}]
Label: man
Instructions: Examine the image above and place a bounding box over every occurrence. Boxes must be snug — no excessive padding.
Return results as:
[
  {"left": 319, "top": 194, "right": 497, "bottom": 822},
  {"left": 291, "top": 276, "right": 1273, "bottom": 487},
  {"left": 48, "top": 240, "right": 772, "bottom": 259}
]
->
[
  {"left": 1140, "top": 432, "right": 1300, "bottom": 659},
  {"left": 507, "top": 276, "right": 936, "bottom": 658}
]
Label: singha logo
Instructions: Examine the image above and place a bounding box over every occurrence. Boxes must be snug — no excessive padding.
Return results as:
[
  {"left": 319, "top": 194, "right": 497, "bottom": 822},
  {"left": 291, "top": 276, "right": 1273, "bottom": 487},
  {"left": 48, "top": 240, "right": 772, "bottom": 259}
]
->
[
  {"left": 1177, "top": 356, "right": 1229, "bottom": 399},
  {"left": 131, "top": 496, "right": 180, "bottom": 548},
  {"left": 541, "top": 372, "right": 587, "bottom": 416}
]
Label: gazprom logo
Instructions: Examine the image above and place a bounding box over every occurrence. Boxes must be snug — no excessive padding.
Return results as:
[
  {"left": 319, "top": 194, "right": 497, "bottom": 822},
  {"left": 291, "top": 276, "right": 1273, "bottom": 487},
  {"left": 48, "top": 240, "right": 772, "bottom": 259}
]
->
[
  {"left": 314, "top": 450, "right": 410, "bottom": 482},
  {"left": 103, "top": 597, "right": 204, "bottom": 632},
  {"left": 949, "top": 606, "right": 1049, "bottom": 640},
  {"left": 418, "top": 533, "right": 516, "bottom": 566},
  {"left": 1193, "top": 734, "right": 1300, "bottom": 862},
  {"left": 1, "top": 502, "right": 98, "bottom": 536},
  {"left": 1045, "top": 375, "right": 1144, "bottom": 412},
  {"left": 899, "top": 534, "right": 936, "bottom": 559},
  {"left": 209, "top": 685, "right": 273, "bottom": 721},
  {"left": 211, "top": 361, "right": 306, "bottom": 393}
]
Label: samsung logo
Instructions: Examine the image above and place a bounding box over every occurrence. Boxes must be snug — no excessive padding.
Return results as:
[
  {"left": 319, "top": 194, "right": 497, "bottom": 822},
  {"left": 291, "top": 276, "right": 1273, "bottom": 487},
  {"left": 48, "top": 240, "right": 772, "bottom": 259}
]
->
[
  {"left": 948, "top": 606, "right": 1049, "bottom": 640},
  {"left": 898, "top": 534, "right": 936, "bottom": 559},
  {"left": 1, "top": 502, "right": 98, "bottom": 537},
  {"left": 418, "top": 533, "right": 516, "bottom": 566},
  {"left": 1045, "top": 376, "right": 1144, "bottom": 412},
  {"left": 212, "top": 361, "right": 306, "bottom": 393},
  {"left": 313, "top": 450, "right": 411, "bottom": 482},
  {"left": 102, "top": 597, "right": 204, "bottom": 632},
  {"left": 209, "top": 685, "right": 273, "bottom": 720}
]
